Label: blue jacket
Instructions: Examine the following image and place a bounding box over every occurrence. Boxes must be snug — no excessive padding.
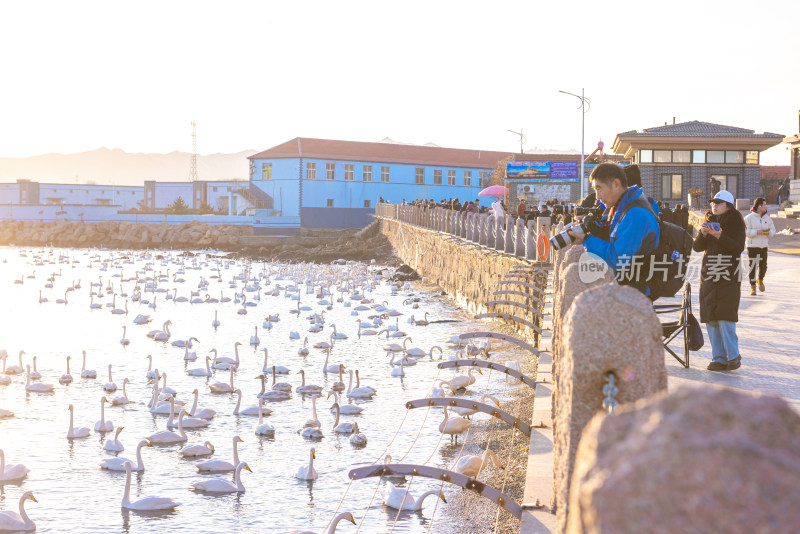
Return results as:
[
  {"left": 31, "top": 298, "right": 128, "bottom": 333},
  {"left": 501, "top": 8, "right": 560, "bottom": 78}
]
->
[{"left": 584, "top": 186, "right": 660, "bottom": 276}]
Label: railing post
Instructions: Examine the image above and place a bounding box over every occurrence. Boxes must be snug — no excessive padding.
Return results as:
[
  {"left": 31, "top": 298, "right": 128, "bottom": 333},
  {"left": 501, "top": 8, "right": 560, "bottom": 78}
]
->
[
  {"left": 478, "top": 214, "right": 488, "bottom": 246},
  {"left": 514, "top": 217, "right": 525, "bottom": 257},
  {"left": 504, "top": 215, "right": 514, "bottom": 254}
]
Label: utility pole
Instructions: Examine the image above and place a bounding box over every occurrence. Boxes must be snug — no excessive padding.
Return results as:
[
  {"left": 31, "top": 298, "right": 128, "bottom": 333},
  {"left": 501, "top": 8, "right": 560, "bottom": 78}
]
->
[
  {"left": 507, "top": 128, "right": 526, "bottom": 154},
  {"left": 190, "top": 120, "right": 198, "bottom": 182},
  {"left": 559, "top": 89, "right": 591, "bottom": 198}
]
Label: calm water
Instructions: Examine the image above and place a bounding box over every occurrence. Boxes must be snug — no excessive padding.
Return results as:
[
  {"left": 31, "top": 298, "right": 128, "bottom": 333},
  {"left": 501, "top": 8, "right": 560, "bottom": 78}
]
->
[{"left": 0, "top": 247, "right": 528, "bottom": 533}]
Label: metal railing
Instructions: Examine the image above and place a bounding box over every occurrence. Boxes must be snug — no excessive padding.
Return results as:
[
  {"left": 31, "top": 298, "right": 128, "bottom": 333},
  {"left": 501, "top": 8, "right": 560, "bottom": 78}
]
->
[{"left": 375, "top": 202, "right": 553, "bottom": 262}]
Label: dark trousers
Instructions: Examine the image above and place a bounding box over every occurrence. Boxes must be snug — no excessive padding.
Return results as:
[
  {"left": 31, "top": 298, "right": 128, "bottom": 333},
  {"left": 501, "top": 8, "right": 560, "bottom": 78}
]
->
[{"left": 747, "top": 247, "right": 768, "bottom": 284}]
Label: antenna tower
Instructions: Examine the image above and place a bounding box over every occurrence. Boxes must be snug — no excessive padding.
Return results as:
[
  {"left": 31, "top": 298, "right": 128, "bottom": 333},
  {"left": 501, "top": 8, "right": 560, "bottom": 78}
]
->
[{"left": 190, "top": 120, "right": 198, "bottom": 182}]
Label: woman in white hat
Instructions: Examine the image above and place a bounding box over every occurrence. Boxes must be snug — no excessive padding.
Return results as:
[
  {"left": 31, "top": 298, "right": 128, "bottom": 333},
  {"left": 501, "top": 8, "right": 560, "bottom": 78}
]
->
[{"left": 743, "top": 197, "right": 775, "bottom": 295}]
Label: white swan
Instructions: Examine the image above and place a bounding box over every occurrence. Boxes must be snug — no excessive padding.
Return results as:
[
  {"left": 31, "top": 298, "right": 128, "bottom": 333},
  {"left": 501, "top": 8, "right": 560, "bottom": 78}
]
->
[
  {"left": 262, "top": 348, "right": 290, "bottom": 374},
  {"left": 133, "top": 313, "right": 152, "bottom": 325},
  {"left": 188, "top": 389, "right": 216, "bottom": 419},
  {"left": 212, "top": 343, "right": 241, "bottom": 370},
  {"left": 187, "top": 356, "right": 213, "bottom": 377},
  {"left": 104, "top": 426, "right": 125, "bottom": 452},
  {"left": 452, "top": 393, "right": 499, "bottom": 418},
  {"left": 197, "top": 435, "right": 243, "bottom": 472},
  {"left": 295, "top": 448, "right": 318, "bottom": 480},
  {"left": 0, "top": 491, "right": 38, "bottom": 531},
  {"left": 303, "top": 395, "right": 321, "bottom": 429},
  {"left": 233, "top": 388, "right": 271, "bottom": 416},
  {"left": 0, "top": 449, "right": 29, "bottom": 481},
  {"left": 439, "top": 406, "right": 470, "bottom": 442},
  {"left": 94, "top": 397, "right": 114, "bottom": 432},
  {"left": 59, "top": 355, "right": 73, "bottom": 384},
  {"left": 29, "top": 356, "right": 41, "bottom": 380},
  {"left": 121, "top": 461, "right": 180, "bottom": 510},
  {"left": 120, "top": 325, "right": 130, "bottom": 346},
  {"left": 289, "top": 330, "right": 300, "bottom": 340},
  {"left": 446, "top": 367, "right": 481, "bottom": 391},
  {"left": 349, "top": 422, "right": 367, "bottom": 447},
  {"left": 254, "top": 398, "right": 275, "bottom": 435},
  {"left": 166, "top": 397, "right": 209, "bottom": 428},
  {"left": 148, "top": 410, "right": 188, "bottom": 444},
  {"left": 346, "top": 370, "right": 374, "bottom": 399},
  {"left": 327, "top": 391, "right": 363, "bottom": 415},
  {"left": 80, "top": 350, "right": 96, "bottom": 379},
  {"left": 296, "top": 370, "right": 323, "bottom": 395},
  {"left": 103, "top": 364, "right": 117, "bottom": 392},
  {"left": 249, "top": 326, "right": 260, "bottom": 346},
  {"left": 389, "top": 354, "right": 405, "bottom": 377},
  {"left": 298, "top": 337, "right": 309, "bottom": 356},
  {"left": 209, "top": 367, "right": 235, "bottom": 394},
  {"left": 211, "top": 310, "right": 220, "bottom": 328},
  {"left": 181, "top": 441, "right": 215, "bottom": 458},
  {"left": 322, "top": 348, "right": 343, "bottom": 374},
  {"left": 331, "top": 403, "right": 355, "bottom": 434},
  {"left": 381, "top": 482, "right": 446, "bottom": 511},
  {"left": 193, "top": 462, "right": 251, "bottom": 493},
  {"left": 100, "top": 439, "right": 150, "bottom": 471},
  {"left": 111, "top": 378, "right": 131, "bottom": 405},
  {"left": 111, "top": 298, "right": 128, "bottom": 315},
  {"left": 153, "top": 320, "right": 172, "bottom": 342},
  {"left": 144, "top": 354, "right": 156, "bottom": 379},
  {"left": 270, "top": 367, "right": 292, "bottom": 392},
  {"left": 67, "top": 404, "right": 90, "bottom": 439},
  {"left": 4, "top": 350, "right": 23, "bottom": 375},
  {"left": 25, "top": 364, "right": 54, "bottom": 393},
  {"left": 330, "top": 323, "right": 348, "bottom": 340},
  {"left": 454, "top": 448, "right": 504, "bottom": 478}
]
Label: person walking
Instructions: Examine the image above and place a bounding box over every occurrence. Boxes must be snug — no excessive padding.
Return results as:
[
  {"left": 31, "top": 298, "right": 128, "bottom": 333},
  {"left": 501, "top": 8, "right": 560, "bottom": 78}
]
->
[
  {"left": 744, "top": 197, "right": 776, "bottom": 295},
  {"left": 693, "top": 190, "right": 746, "bottom": 371},
  {"left": 516, "top": 198, "right": 526, "bottom": 218}
]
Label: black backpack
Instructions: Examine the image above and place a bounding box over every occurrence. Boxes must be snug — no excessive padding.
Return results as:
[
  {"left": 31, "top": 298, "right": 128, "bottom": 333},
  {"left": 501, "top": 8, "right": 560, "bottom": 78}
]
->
[{"left": 624, "top": 197, "right": 694, "bottom": 301}]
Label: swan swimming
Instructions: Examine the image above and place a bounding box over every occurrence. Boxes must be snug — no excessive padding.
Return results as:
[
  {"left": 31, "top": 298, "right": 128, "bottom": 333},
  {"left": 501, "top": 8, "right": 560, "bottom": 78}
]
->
[
  {"left": 295, "top": 448, "right": 318, "bottom": 480},
  {"left": 0, "top": 491, "right": 38, "bottom": 531},
  {"left": 100, "top": 439, "right": 151, "bottom": 471},
  {"left": 121, "top": 461, "right": 180, "bottom": 511},
  {"left": 197, "top": 435, "right": 243, "bottom": 472},
  {"left": 193, "top": 462, "right": 251, "bottom": 493}
]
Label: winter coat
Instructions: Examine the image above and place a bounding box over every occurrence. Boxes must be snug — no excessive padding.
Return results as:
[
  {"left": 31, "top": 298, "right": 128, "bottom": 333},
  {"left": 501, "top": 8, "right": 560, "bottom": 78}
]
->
[
  {"left": 744, "top": 211, "right": 775, "bottom": 248},
  {"left": 692, "top": 209, "right": 746, "bottom": 323}
]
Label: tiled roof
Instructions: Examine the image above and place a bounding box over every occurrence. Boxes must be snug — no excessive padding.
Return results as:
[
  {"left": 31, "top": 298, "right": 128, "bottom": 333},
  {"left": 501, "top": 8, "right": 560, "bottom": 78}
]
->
[
  {"left": 249, "top": 138, "right": 513, "bottom": 169},
  {"left": 620, "top": 121, "right": 784, "bottom": 138},
  {"left": 515, "top": 154, "right": 627, "bottom": 163}
]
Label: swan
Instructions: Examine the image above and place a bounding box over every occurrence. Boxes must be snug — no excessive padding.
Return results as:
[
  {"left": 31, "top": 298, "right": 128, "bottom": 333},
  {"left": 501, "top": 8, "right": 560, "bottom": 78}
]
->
[
  {"left": 89, "top": 295, "right": 102, "bottom": 309},
  {"left": 94, "top": 397, "right": 114, "bottom": 432},
  {"left": 153, "top": 320, "right": 172, "bottom": 341},
  {"left": 355, "top": 370, "right": 377, "bottom": 395},
  {"left": 181, "top": 441, "right": 215, "bottom": 458},
  {"left": 233, "top": 388, "right": 272, "bottom": 416},
  {"left": 67, "top": 404, "right": 91, "bottom": 439},
  {"left": 25, "top": 364, "right": 54, "bottom": 392},
  {"left": 313, "top": 334, "right": 334, "bottom": 350},
  {"left": 120, "top": 326, "right": 130, "bottom": 346},
  {"left": 389, "top": 354, "right": 405, "bottom": 377},
  {"left": 330, "top": 323, "right": 348, "bottom": 340},
  {"left": 38, "top": 290, "right": 48, "bottom": 303},
  {"left": 193, "top": 462, "right": 251, "bottom": 493},
  {"left": 322, "top": 348, "right": 343, "bottom": 374},
  {"left": 212, "top": 343, "right": 241, "bottom": 369},
  {"left": 381, "top": 482, "right": 446, "bottom": 511},
  {"left": 430, "top": 380, "right": 449, "bottom": 398},
  {"left": 439, "top": 407, "right": 470, "bottom": 442},
  {"left": 356, "top": 318, "right": 378, "bottom": 337},
  {"left": 171, "top": 336, "right": 198, "bottom": 348},
  {"left": 270, "top": 367, "right": 292, "bottom": 392},
  {"left": 145, "top": 355, "right": 157, "bottom": 379},
  {"left": 197, "top": 435, "right": 243, "bottom": 472},
  {"left": 147, "top": 402, "right": 187, "bottom": 441},
  {"left": 382, "top": 335, "right": 411, "bottom": 353},
  {"left": 296, "top": 370, "right": 323, "bottom": 395},
  {"left": 187, "top": 356, "right": 212, "bottom": 377},
  {"left": 5, "top": 350, "right": 24, "bottom": 375},
  {"left": 0, "top": 450, "right": 29, "bottom": 481},
  {"left": 298, "top": 337, "right": 310, "bottom": 356},
  {"left": 411, "top": 312, "right": 430, "bottom": 326},
  {"left": 346, "top": 370, "right": 374, "bottom": 399},
  {"left": 188, "top": 389, "right": 216, "bottom": 419},
  {"left": 454, "top": 448, "right": 505, "bottom": 478},
  {"left": 254, "top": 398, "right": 275, "bottom": 435},
  {"left": 287, "top": 512, "right": 356, "bottom": 534},
  {"left": 349, "top": 422, "right": 367, "bottom": 447},
  {"left": 446, "top": 368, "right": 481, "bottom": 391},
  {"left": 29, "top": 356, "right": 41, "bottom": 380},
  {"left": 133, "top": 313, "right": 152, "bottom": 325},
  {"left": 104, "top": 426, "right": 125, "bottom": 452},
  {"left": 295, "top": 448, "right": 318, "bottom": 480},
  {"left": 0, "top": 491, "right": 38, "bottom": 531},
  {"left": 289, "top": 330, "right": 300, "bottom": 340},
  {"left": 80, "top": 350, "right": 96, "bottom": 379},
  {"left": 327, "top": 391, "right": 363, "bottom": 415},
  {"left": 256, "top": 374, "right": 291, "bottom": 401},
  {"left": 59, "top": 355, "right": 73, "bottom": 384},
  {"left": 249, "top": 326, "right": 260, "bottom": 346},
  {"left": 452, "top": 393, "right": 500, "bottom": 418},
  {"left": 111, "top": 298, "right": 128, "bottom": 315},
  {"left": 331, "top": 403, "right": 355, "bottom": 433},
  {"left": 299, "top": 425, "right": 324, "bottom": 439},
  {"left": 262, "top": 348, "right": 290, "bottom": 374},
  {"left": 303, "top": 395, "right": 321, "bottom": 429},
  {"left": 166, "top": 397, "right": 209, "bottom": 429},
  {"left": 101, "top": 440, "right": 150, "bottom": 471},
  {"left": 262, "top": 317, "right": 273, "bottom": 330},
  {"left": 103, "top": 364, "right": 117, "bottom": 392},
  {"left": 332, "top": 365, "right": 345, "bottom": 392},
  {"left": 212, "top": 310, "right": 220, "bottom": 328},
  {"left": 209, "top": 367, "right": 235, "bottom": 394},
  {"left": 121, "top": 461, "right": 181, "bottom": 510}
]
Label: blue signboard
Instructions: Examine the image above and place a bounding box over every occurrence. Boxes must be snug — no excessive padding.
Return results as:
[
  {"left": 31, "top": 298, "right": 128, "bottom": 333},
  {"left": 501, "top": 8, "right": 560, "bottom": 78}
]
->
[
  {"left": 549, "top": 162, "right": 580, "bottom": 182},
  {"left": 506, "top": 162, "right": 549, "bottom": 179}
]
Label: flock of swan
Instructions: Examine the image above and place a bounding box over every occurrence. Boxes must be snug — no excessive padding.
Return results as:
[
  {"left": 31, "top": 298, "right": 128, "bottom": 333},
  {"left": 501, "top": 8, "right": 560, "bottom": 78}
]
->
[{"left": 0, "top": 248, "right": 517, "bottom": 533}]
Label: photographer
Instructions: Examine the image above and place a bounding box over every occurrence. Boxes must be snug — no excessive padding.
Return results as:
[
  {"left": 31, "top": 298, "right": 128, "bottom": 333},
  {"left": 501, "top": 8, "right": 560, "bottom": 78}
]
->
[{"left": 569, "top": 163, "right": 660, "bottom": 296}]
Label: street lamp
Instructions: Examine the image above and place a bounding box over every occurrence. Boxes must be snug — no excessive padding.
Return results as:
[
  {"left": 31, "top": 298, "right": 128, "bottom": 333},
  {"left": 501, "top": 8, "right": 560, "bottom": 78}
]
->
[{"left": 559, "top": 89, "right": 591, "bottom": 198}]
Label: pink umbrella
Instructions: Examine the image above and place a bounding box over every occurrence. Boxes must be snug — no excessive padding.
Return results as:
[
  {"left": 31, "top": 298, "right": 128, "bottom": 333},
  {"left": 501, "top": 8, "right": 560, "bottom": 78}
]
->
[{"left": 479, "top": 185, "right": 509, "bottom": 197}]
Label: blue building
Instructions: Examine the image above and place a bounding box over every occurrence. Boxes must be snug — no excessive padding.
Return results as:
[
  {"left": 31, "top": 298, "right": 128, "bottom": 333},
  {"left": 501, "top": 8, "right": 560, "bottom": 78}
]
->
[{"left": 248, "top": 138, "right": 512, "bottom": 228}]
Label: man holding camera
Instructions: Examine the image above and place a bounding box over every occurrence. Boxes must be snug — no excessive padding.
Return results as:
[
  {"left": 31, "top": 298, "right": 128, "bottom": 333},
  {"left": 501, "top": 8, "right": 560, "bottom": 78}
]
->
[{"left": 569, "top": 163, "right": 660, "bottom": 296}]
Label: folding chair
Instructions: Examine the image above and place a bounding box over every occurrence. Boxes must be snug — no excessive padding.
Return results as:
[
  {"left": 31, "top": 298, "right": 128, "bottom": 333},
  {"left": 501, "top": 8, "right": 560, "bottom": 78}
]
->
[{"left": 653, "top": 283, "right": 692, "bottom": 368}]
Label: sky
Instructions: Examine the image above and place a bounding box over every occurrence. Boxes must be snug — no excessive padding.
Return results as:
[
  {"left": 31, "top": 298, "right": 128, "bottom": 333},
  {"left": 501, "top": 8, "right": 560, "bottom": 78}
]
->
[{"left": 0, "top": 0, "right": 798, "bottom": 165}]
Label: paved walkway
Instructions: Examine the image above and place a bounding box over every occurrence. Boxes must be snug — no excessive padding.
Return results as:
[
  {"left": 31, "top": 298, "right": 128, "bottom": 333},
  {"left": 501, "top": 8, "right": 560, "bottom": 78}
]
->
[{"left": 520, "top": 249, "right": 800, "bottom": 533}]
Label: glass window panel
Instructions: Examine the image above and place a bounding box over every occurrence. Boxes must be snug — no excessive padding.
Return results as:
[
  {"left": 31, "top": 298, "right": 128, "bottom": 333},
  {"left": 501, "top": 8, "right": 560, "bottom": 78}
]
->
[
  {"left": 447, "top": 170, "right": 456, "bottom": 185},
  {"left": 661, "top": 175, "right": 671, "bottom": 199},
  {"left": 464, "top": 171, "right": 472, "bottom": 186},
  {"left": 434, "top": 169, "right": 442, "bottom": 185},
  {"left": 707, "top": 150, "right": 725, "bottom": 163},
  {"left": 640, "top": 150, "right": 653, "bottom": 163},
  {"left": 746, "top": 151, "right": 759, "bottom": 165},
  {"left": 654, "top": 150, "right": 671, "bottom": 163},
  {"left": 362, "top": 165, "right": 372, "bottom": 182},
  {"left": 692, "top": 150, "right": 706, "bottom": 164},
  {"left": 673, "top": 151, "right": 690, "bottom": 163},
  {"left": 725, "top": 151, "right": 744, "bottom": 164},
  {"left": 671, "top": 175, "right": 682, "bottom": 200}
]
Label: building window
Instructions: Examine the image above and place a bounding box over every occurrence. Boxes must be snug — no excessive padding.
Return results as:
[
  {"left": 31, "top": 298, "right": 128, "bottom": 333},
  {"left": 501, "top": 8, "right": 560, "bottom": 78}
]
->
[
  {"left": 364, "top": 200, "right": 371, "bottom": 208},
  {"left": 653, "top": 150, "right": 671, "bottom": 163},
  {"left": 464, "top": 171, "right": 472, "bottom": 186},
  {"left": 693, "top": 150, "right": 706, "bottom": 164},
  {"left": 673, "top": 150, "right": 691, "bottom": 163},
  {"left": 306, "top": 162, "right": 317, "bottom": 180},
  {"left": 344, "top": 164, "right": 354, "bottom": 181},
  {"left": 262, "top": 163, "right": 272, "bottom": 180},
  {"left": 415, "top": 168, "right": 425, "bottom": 185},
  {"left": 661, "top": 174, "right": 682, "bottom": 200},
  {"left": 381, "top": 166, "right": 390, "bottom": 183},
  {"left": 327, "top": 199, "right": 334, "bottom": 208},
  {"left": 326, "top": 162, "right": 335, "bottom": 180},
  {"left": 746, "top": 151, "right": 759, "bottom": 165},
  {"left": 711, "top": 175, "right": 738, "bottom": 195},
  {"left": 479, "top": 171, "right": 489, "bottom": 187},
  {"left": 640, "top": 150, "right": 653, "bottom": 163},
  {"left": 725, "top": 151, "right": 744, "bottom": 164},
  {"left": 447, "top": 170, "right": 456, "bottom": 186},
  {"left": 434, "top": 169, "right": 443, "bottom": 185},
  {"left": 362, "top": 165, "right": 372, "bottom": 182},
  {"left": 707, "top": 151, "right": 725, "bottom": 164}
]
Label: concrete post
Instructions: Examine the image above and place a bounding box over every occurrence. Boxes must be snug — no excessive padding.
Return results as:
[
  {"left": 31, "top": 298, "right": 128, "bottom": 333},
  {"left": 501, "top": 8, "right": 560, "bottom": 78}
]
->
[
  {"left": 514, "top": 218, "right": 525, "bottom": 257},
  {"left": 479, "top": 214, "right": 489, "bottom": 246}
]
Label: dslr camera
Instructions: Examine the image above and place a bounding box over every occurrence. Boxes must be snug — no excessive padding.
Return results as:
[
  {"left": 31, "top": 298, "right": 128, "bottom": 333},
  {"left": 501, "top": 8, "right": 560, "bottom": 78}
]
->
[{"left": 549, "top": 213, "right": 603, "bottom": 251}]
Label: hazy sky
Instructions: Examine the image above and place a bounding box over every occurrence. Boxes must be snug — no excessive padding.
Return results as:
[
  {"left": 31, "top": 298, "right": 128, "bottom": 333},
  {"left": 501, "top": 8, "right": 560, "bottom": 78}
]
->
[{"left": 1, "top": 0, "right": 797, "bottom": 164}]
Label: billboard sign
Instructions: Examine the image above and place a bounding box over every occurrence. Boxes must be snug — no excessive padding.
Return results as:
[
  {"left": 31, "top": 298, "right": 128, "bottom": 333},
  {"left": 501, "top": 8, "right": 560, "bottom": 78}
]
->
[{"left": 506, "top": 162, "right": 549, "bottom": 180}]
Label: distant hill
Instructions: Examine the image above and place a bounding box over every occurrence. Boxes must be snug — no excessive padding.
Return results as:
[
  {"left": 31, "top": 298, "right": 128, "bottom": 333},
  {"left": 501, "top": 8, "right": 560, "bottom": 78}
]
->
[{"left": 0, "top": 148, "right": 258, "bottom": 186}]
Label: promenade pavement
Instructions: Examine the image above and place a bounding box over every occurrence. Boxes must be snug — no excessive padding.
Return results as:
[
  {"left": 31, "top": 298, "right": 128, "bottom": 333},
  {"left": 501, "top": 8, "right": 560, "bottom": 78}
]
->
[{"left": 520, "top": 248, "right": 800, "bottom": 533}]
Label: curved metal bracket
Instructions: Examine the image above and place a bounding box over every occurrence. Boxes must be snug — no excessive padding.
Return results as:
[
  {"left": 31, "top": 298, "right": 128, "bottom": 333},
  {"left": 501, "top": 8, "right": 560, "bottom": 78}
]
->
[
  {"left": 347, "top": 463, "right": 522, "bottom": 519},
  {"left": 499, "top": 279, "right": 545, "bottom": 295},
  {"left": 436, "top": 359, "right": 537, "bottom": 390},
  {"left": 492, "top": 289, "right": 543, "bottom": 305},
  {"left": 485, "top": 300, "right": 541, "bottom": 316},
  {"left": 405, "top": 397, "right": 531, "bottom": 436},
  {"left": 474, "top": 312, "right": 540, "bottom": 333},
  {"left": 455, "top": 331, "right": 539, "bottom": 355}
]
